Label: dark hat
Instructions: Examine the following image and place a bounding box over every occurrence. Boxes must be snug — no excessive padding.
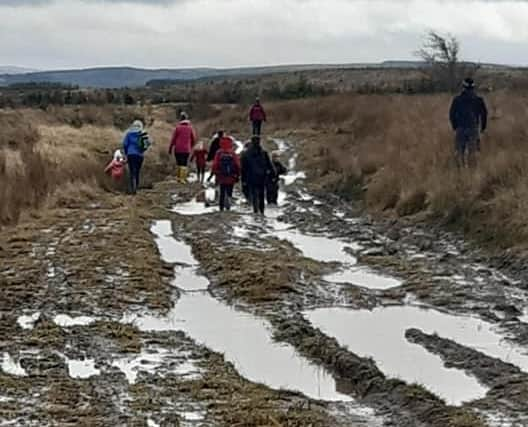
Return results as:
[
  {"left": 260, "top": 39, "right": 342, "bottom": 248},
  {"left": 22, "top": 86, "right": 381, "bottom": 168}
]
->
[{"left": 462, "top": 78, "right": 475, "bottom": 89}]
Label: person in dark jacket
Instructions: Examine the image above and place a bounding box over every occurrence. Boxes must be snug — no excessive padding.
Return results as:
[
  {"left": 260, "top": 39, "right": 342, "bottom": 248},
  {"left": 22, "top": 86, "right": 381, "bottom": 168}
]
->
[
  {"left": 449, "top": 78, "right": 488, "bottom": 168},
  {"left": 249, "top": 98, "right": 267, "bottom": 136},
  {"left": 266, "top": 151, "right": 288, "bottom": 205},
  {"left": 241, "top": 136, "right": 274, "bottom": 215},
  {"left": 240, "top": 141, "right": 252, "bottom": 203},
  {"left": 206, "top": 130, "right": 224, "bottom": 183},
  {"left": 212, "top": 136, "right": 240, "bottom": 211}
]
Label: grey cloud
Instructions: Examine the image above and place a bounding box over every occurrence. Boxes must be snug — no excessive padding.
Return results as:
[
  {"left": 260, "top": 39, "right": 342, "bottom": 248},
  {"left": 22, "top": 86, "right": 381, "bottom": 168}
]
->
[
  {"left": 0, "top": 0, "right": 186, "bottom": 5},
  {"left": 1, "top": 0, "right": 527, "bottom": 68},
  {"left": 1, "top": 0, "right": 525, "bottom": 5}
]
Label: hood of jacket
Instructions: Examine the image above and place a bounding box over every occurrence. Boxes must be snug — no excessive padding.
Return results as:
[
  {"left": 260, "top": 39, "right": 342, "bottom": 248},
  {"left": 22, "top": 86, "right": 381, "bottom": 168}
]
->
[{"left": 219, "top": 136, "right": 234, "bottom": 151}]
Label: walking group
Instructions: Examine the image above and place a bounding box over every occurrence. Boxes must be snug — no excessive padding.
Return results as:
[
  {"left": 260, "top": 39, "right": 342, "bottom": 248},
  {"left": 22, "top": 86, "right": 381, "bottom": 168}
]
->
[
  {"left": 106, "top": 98, "right": 287, "bottom": 215},
  {"left": 105, "top": 78, "right": 490, "bottom": 205}
]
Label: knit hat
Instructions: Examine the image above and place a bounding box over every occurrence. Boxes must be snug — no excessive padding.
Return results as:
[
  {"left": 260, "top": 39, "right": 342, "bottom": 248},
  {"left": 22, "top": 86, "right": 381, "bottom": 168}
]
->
[
  {"left": 180, "top": 111, "right": 188, "bottom": 121},
  {"left": 113, "top": 149, "right": 124, "bottom": 161},
  {"left": 462, "top": 78, "right": 475, "bottom": 89}
]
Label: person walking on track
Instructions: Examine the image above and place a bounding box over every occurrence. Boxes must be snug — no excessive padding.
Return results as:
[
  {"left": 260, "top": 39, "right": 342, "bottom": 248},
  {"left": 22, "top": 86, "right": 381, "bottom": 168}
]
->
[
  {"left": 249, "top": 97, "right": 267, "bottom": 136},
  {"left": 123, "top": 120, "right": 150, "bottom": 194},
  {"left": 241, "top": 135, "right": 274, "bottom": 215},
  {"left": 169, "top": 112, "right": 197, "bottom": 183},
  {"left": 206, "top": 130, "right": 224, "bottom": 183},
  {"left": 212, "top": 136, "right": 240, "bottom": 212},
  {"left": 190, "top": 141, "right": 208, "bottom": 185},
  {"left": 266, "top": 151, "right": 288, "bottom": 205}
]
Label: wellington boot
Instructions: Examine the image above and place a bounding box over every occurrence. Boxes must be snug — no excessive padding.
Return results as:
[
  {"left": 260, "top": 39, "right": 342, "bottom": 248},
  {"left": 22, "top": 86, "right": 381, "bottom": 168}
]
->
[
  {"left": 175, "top": 166, "right": 182, "bottom": 183},
  {"left": 181, "top": 166, "right": 188, "bottom": 184}
]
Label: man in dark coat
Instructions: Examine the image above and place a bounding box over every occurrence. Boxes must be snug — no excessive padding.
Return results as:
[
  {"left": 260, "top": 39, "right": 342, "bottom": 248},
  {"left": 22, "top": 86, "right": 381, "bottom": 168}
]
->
[
  {"left": 241, "top": 136, "right": 274, "bottom": 215},
  {"left": 449, "top": 78, "right": 488, "bottom": 167}
]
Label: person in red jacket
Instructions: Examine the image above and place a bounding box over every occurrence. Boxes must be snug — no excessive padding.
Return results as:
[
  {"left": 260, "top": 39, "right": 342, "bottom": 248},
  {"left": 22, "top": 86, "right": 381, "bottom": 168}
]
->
[
  {"left": 168, "top": 112, "right": 197, "bottom": 183},
  {"left": 104, "top": 149, "right": 127, "bottom": 182},
  {"left": 212, "top": 136, "right": 240, "bottom": 212},
  {"left": 190, "top": 141, "right": 208, "bottom": 184},
  {"left": 249, "top": 97, "right": 267, "bottom": 136}
]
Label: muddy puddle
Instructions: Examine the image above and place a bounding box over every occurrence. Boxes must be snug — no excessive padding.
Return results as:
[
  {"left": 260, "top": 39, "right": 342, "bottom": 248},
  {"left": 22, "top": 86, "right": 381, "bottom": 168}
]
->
[
  {"left": 152, "top": 220, "right": 197, "bottom": 265},
  {"left": 53, "top": 314, "right": 97, "bottom": 327},
  {"left": 1, "top": 353, "right": 27, "bottom": 377},
  {"left": 172, "top": 198, "right": 219, "bottom": 216},
  {"left": 112, "top": 345, "right": 201, "bottom": 384},
  {"left": 324, "top": 268, "right": 402, "bottom": 291},
  {"left": 17, "top": 312, "right": 41, "bottom": 330},
  {"left": 63, "top": 356, "right": 100, "bottom": 379},
  {"left": 306, "top": 304, "right": 528, "bottom": 405},
  {"left": 271, "top": 223, "right": 359, "bottom": 265},
  {"left": 123, "top": 221, "right": 354, "bottom": 403}
]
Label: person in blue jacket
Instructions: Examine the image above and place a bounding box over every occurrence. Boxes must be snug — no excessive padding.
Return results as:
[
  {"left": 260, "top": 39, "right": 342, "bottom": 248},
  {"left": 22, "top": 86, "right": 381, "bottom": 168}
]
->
[{"left": 123, "top": 120, "right": 150, "bottom": 194}]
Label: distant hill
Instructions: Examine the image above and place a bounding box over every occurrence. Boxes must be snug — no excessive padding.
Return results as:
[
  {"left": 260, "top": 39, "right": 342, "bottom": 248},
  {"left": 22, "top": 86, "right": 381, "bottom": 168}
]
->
[
  {"left": 0, "top": 66, "right": 39, "bottom": 75},
  {"left": 0, "top": 64, "right": 422, "bottom": 88},
  {"left": 0, "top": 62, "right": 515, "bottom": 89}
]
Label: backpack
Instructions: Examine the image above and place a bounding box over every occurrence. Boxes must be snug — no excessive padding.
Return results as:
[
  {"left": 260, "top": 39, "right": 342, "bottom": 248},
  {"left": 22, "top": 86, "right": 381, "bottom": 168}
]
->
[
  {"left": 219, "top": 152, "right": 235, "bottom": 177},
  {"left": 137, "top": 131, "right": 151, "bottom": 152}
]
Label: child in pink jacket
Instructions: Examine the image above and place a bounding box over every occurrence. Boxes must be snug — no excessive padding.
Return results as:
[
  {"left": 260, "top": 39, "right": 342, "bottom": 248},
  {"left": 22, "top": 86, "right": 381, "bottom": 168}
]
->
[{"left": 105, "top": 150, "right": 127, "bottom": 181}]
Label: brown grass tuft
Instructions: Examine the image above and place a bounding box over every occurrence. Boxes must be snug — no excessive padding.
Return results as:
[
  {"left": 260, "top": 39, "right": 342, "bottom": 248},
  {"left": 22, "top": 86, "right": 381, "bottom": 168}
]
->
[
  {"left": 0, "top": 107, "right": 175, "bottom": 227},
  {"left": 200, "top": 90, "right": 528, "bottom": 247}
]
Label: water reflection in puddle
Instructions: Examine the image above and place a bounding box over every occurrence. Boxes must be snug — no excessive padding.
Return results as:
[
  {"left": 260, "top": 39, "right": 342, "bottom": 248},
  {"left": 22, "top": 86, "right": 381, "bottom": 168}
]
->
[
  {"left": 65, "top": 357, "right": 100, "bottom": 379},
  {"left": 152, "top": 221, "right": 197, "bottom": 265},
  {"left": 53, "top": 314, "right": 96, "bottom": 328},
  {"left": 173, "top": 266, "right": 210, "bottom": 292},
  {"left": 112, "top": 347, "right": 201, "bottom": 384},
  {"left": 1, "top": 353, "right": 27, "bottom": 377},
  {"left": 126, "top": 292, "right": 349, "bottom": 402},
  {"left": 17, "top": 312, "right": 41, "bottom": 330},
  {"left": 273, "top": 226, "right": 359, "bottom": 265},
  {"left": 324, "top": 268, "right": 402, "bottom": 291},
  {"left": 172, "top": 198, "right": 218, "bottom": 216},
  {"left": 123, "top": 223, "right": 353, "bottom": 402},
  {"left": 305, "top": 305, "right": 528, "bottom": 404},
  {"left": 282, "top": 171, "right": 306, "bottom": 186}
]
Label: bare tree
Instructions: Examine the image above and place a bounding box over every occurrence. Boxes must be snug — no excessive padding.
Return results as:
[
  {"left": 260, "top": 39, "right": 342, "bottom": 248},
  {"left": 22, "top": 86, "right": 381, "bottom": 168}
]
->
[{"left": 415, "top": 31, "right": 461, "bottom": 92}]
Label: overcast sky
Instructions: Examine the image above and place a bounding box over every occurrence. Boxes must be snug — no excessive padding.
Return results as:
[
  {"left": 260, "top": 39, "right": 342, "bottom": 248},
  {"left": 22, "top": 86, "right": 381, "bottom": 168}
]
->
[{"left": 1, "top": 0, "right": 527, "bottom": 70}]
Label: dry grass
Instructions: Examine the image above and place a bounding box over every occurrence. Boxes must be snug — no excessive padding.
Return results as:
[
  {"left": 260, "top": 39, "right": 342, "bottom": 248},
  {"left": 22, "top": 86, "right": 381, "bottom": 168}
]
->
[
  {"left": 201, "top": 91, "right": 528, "bottom": 248},
  {"left": 291, "top": 92, "right": 528, "bottom": 248},
  {"left": 4, "top": 91, "right": 528, "bottom": 249},
  {"left": 0, "top": 107, "right": 175, "bottom": 227}
]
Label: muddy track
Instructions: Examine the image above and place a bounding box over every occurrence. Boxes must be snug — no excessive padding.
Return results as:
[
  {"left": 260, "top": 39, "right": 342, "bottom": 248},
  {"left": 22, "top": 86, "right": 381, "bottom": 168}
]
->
[{"left": 2, "top": 137, "right": 528, "bottom": 426}]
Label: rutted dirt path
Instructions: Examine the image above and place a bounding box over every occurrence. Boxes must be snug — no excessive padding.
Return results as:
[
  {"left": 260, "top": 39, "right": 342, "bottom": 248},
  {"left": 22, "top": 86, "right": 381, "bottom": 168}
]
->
[{"left": 1, "top": 138, "right": 528, "bottom": 426}]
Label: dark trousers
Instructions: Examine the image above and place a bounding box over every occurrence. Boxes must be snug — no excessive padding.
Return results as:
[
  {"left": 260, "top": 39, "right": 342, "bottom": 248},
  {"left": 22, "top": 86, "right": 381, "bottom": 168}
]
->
[
  {"left": 127, "top": 154, "right": 143, "bottom": 194},
  {"left": 175, "top": 152, "right": 190, "bottom": 166},
  {"left": 252, "top": 120, "right": 263, "bottom": 136},
  {"left": 219, "top": 184, "right": 233, "bottom": 211},
  {"left": 250, "top": 184, "right": 265, "bottom": 214},
  {"left": 266, "top": 181, "right": 279, "bottom": 205},
  {"left": 242, "top": 182, "right": 251, "bottom": 203},
  {"left": 197, "top": 165, "right": 206, "bottom": 183}
]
